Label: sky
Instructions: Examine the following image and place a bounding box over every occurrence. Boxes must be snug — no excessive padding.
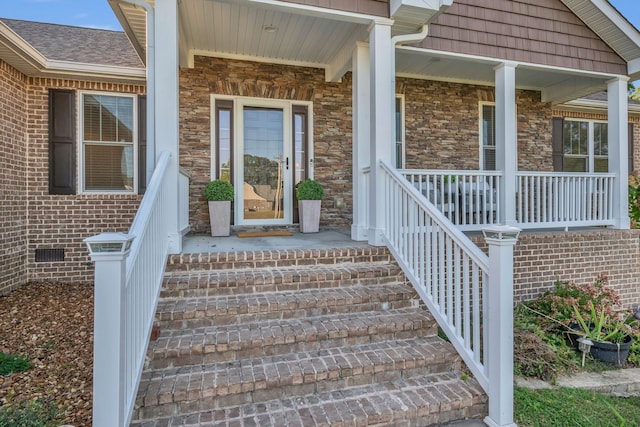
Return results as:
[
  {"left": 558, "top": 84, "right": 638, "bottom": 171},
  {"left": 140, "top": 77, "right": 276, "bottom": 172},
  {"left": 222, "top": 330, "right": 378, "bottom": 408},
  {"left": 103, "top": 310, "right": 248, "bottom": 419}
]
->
[{"left": 0, "top": 0, "right": 638, "bottom": 32}]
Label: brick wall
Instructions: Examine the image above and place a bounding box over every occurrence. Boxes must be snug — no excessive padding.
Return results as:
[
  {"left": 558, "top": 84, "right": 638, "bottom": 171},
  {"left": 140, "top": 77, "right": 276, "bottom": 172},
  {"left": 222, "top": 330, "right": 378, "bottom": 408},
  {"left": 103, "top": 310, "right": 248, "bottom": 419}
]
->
[
  {"left": 471, "top": 229, "right": 640, "bottom": 308},
  {"left": 0, "top": 60, "right": 28, "bottom": 294},
  {"left": 25, "top": 78, "right": 145, "bottom": 284},
  {"left": 179, "top": 56, "right": 353, "bottom": 234}
]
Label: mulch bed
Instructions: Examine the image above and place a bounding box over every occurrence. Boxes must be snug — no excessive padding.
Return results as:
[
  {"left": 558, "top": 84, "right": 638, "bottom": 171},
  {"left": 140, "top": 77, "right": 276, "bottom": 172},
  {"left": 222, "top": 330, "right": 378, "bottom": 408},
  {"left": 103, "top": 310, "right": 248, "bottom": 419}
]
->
[{"left": 0, "top": 282, "right": 94, "bottom": 426}]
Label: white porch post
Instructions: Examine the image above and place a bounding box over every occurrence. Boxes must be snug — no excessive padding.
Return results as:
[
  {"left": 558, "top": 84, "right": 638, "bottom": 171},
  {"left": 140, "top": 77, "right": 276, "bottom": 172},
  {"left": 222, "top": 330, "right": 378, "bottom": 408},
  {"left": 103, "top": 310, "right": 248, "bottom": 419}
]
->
[
  {"left": 483, "top": 225, "right": 520, "bottom": 427},
  {"left": 154, "top": 0, "right": 182, "bottom": 253},
  {"left": 352, "top": 42, "right": 371, "bottom": 241},
  {"left": 368, "top": 22, "right": 394, "bottom": 246},
  {"left": 494, "top": 63, "right": 518, "bottom": 226},
  {"left": 84, "top": 233, "right": 134, "bottom": 427},
  {"left": 608, "top": 76, "right": 630, "bottom": 230}
]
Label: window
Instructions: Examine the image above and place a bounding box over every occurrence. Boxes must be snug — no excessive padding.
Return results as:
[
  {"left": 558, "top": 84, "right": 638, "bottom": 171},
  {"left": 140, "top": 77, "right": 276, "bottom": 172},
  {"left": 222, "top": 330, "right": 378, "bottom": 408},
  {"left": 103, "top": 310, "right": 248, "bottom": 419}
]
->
[
  {"left": 480, "top": 103, "right": 496, "bottom": 170},
  {"left": 395, "top": 96, "right": 405, "bottom": 169},
  {"left": 215, "top": 100, "right": 233, "bottom": 182},
  {"left": 81, "top": 93, "right": 137, "bottom": 192},
  {"left": 562, "top": 119, "right": 608, "bottom": 172}
]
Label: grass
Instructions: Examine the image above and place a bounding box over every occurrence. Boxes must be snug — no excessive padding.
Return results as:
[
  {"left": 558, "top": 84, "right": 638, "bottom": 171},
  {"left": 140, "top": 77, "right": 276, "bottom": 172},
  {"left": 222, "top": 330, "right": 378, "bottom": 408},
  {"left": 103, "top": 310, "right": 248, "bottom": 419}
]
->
[
  {"left": 515, "top": 387, "right": 640, "bottom": 427},
  {"left": 0, "top": 399, "right": 64, "bottom": 427},
  {"left": 0, "top": 352, "right": 32, "bottom": 376}
]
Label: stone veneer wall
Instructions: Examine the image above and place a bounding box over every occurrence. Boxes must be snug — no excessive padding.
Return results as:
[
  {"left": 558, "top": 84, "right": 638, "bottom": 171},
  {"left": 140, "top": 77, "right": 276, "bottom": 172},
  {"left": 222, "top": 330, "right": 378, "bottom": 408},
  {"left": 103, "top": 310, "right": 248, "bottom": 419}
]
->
[
  {"left": 471, "top": 230, "right": 640, "bottom": 308},
  {"left": 179, "top": 57, "right": 353, "bottom": 234},
  {"left": 0, "top": 60, "right": 28, "bottom": 294},
  {"left": 25, "top": 78, "right": 145, "bottom": 284}
]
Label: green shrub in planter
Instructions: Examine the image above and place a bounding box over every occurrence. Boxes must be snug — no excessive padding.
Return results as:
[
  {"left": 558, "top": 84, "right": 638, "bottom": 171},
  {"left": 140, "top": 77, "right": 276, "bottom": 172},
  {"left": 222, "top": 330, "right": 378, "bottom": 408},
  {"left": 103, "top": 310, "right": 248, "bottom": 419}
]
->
[
  {"left": 296, "top": 179, "right": 324, "bottom": 200},
  {"left": 204, "top": 179, "right": 234, "bottom": 201}
]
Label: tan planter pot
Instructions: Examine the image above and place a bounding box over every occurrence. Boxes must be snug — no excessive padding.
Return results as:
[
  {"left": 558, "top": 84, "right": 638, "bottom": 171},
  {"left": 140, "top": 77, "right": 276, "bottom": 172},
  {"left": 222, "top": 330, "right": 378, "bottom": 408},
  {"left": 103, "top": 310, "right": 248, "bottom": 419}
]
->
[
  {"left": 299, "top": 200, "right": 321, "bottom": 233},
  {"left": 208, "top": 200, "right": 231, "bottom": 237}
]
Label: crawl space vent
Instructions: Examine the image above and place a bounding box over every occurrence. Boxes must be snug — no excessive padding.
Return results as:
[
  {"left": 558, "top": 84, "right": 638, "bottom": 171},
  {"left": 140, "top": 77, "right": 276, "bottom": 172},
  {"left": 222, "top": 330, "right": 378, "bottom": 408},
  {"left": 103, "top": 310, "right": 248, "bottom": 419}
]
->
[{"left": 35, "top": 248, "right": 65, "bottom": 262}]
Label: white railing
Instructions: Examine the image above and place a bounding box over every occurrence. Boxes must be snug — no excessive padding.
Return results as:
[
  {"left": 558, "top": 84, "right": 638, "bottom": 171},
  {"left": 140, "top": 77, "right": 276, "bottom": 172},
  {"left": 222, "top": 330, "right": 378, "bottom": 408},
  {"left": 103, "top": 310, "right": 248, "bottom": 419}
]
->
[
  {"left": 383, "top": 162, "right": 491, "bottom": 390},
  {"left": 179, "top": 168, "right": 190, "bottom": 234},
  {"left": 516, "top": 172, "right": 615, "bottom": 228},
  {"left": 382, "top": 161, "right": 519, "bottom": 426},
  {"left": 401, "top": 169, "right": 502, "bottom": 231},
  {"left": 85, "top": 151, "right": 173, "bottom": 427}
]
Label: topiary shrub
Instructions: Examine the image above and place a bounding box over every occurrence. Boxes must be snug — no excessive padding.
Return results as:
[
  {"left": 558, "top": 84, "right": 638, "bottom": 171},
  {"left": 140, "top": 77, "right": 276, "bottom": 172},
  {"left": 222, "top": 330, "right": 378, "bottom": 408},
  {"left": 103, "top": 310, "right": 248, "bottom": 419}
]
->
[
  {"left": 204, "top": 180, "right": 234, "bottom": 201},
  {"left": 296, "top": 179, "right": 324, "bottom": 200}
]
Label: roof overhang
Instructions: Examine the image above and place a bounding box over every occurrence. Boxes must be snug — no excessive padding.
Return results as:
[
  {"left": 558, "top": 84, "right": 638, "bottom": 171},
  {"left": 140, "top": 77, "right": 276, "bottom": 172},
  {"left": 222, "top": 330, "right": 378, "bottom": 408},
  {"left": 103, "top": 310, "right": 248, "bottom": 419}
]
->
[
  {"left": 561, "top": 0, "right": 640, "bottom": 80},
  {"left": 558, "top": 97, "right": 640, "bottom": 115},
  {"left": 0, "top": 20, "right": 146, "bottom": 83}
]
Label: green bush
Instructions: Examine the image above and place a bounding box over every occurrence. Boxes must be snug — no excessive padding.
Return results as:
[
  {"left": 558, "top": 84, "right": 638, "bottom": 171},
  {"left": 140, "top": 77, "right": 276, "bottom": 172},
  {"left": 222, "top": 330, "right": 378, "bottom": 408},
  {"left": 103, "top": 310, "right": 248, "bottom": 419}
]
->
[
  {"left": 0, "top": 399, "right": 64, "bottom": 427},
  {"left": 0, "top": 352, "right": 32, "bottom": 376},
  {"left": 203, "top": 179, "right": 234, "bottom": 201},
  {"left": 296, "top": 179, "right": 324, "bottom": 200}
]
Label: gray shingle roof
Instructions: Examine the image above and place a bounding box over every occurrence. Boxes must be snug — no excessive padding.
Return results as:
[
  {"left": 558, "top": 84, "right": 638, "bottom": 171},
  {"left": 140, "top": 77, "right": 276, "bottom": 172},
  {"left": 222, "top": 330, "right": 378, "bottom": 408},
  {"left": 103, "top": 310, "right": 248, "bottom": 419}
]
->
[{"left": 1, "top": 18, "right": 143, "bottom": 69}]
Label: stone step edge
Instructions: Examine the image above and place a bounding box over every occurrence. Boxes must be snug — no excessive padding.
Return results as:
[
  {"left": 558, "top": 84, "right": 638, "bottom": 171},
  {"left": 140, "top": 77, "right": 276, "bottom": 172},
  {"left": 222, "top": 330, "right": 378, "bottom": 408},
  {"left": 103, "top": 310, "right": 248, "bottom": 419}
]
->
[
  {"left": 147, "top": 308, "right": 437, "bottom": 367},
  {"left": 132, "top": 371, "right": 487, "bottom": 425},
  {"left": 136, "top": 336, "right": 461, "bottom": 412},
  {"left": 165, "top": 247, "right": 394, "bottom": 271}
]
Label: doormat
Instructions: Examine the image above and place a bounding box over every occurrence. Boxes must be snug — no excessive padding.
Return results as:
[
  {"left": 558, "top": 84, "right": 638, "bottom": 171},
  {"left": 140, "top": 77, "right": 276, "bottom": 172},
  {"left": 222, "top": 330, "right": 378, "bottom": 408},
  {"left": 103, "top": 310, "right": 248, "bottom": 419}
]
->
[{"left": 236, "top": 231, "right": 293, "bottom": 238}]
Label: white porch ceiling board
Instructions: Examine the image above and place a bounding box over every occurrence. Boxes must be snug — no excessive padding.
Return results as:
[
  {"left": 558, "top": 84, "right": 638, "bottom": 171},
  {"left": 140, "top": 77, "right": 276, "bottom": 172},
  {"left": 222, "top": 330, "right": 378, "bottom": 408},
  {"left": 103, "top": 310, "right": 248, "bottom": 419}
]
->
[{"left": 179, "top": 0, "right": 360, "bottom": 66}]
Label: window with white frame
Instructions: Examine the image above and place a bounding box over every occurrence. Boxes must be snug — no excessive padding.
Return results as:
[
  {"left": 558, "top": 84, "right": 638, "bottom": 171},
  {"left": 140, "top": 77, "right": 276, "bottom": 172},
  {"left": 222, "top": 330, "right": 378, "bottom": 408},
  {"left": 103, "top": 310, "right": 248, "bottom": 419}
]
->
[
  {"left": 81, "top": 93, "right": 136, "bottom": 192},
  {"left": 563, "top": 119, "right": 608, "bottom": 172},
  {"left": 480, "top": 103, "right": 496, "bottom": 170},
  {"left": 395, "top": 96, "right": 405, "bottom": 169}
]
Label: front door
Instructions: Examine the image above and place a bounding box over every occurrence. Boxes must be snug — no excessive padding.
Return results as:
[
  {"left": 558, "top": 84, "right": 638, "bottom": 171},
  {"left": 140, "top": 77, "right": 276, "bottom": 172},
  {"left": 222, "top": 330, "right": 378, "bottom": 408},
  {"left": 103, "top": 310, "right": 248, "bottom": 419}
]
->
[{"left": 236, "top": 100, "right": 292, "bottom": 225}]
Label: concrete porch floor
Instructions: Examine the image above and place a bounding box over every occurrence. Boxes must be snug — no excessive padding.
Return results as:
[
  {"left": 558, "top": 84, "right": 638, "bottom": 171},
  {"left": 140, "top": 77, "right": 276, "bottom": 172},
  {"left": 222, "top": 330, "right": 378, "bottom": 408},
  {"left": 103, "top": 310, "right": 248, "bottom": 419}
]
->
[{"left": 181, "top": 228, "right": 370, "bottom": 254}]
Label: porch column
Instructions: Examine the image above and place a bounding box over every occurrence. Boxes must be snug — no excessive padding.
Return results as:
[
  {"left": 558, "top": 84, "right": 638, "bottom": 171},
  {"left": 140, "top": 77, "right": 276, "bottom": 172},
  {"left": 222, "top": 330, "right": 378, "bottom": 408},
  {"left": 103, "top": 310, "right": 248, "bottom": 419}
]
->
[
  {"left": 352, "top": 42, "right": 371, "bottom": 241},
  {"left": 368, "top": 22, "right": 394, "bottom": 246},
  {"left": 608, "top": 76, "right": 630, "bottom": 229},
  {"left": 154, "top": 0, "right": 182, "bottom": 253},
  {"left": 494, "top": 62, "right": 518, "bottom": 226}
]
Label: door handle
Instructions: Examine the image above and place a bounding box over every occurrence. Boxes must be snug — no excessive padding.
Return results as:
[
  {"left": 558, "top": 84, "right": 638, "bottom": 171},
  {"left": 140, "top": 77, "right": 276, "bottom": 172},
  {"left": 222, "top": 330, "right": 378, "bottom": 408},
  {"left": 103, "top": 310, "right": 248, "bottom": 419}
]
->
[{"left": 285, "top": 157, "right": 289, "bottom": 170}]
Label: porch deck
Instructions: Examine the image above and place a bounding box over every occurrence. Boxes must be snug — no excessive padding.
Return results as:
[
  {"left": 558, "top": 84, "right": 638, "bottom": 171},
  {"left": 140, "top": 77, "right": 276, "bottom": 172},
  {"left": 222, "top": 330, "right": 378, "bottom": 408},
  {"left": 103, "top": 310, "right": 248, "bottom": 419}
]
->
[{"left": 181, "top": 228, "right": 367, "bottom": 253}]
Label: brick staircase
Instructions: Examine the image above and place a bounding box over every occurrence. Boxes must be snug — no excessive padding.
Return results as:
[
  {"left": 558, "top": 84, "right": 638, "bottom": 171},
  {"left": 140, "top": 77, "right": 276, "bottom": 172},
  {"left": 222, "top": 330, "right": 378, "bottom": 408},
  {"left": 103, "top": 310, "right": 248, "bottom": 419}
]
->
[{"left": 131, "top": 246, "right": 487, "bottom": 426}]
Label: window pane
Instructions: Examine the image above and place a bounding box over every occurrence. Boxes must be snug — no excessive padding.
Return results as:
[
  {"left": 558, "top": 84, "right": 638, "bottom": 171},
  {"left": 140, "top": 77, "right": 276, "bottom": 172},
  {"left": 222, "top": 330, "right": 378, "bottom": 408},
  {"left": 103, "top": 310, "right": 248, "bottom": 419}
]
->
[
  {"left": 482, "top": 105, "right": 495, "bottom": 147},
  {"left": 395, "top": 97, "right": 403, "bottom": 168},
  {"left": 218, "top": 109, "right": 231, "bottom": 181},
  {"left": 563, "top": 156, "right": 587, "bottom": 172},
  {"left": 85, "top": 144, "right": 133, "bottom": 190},
  {"left": 594, "top": 123, "right": 608, "bottom": 156},
  {"left": 563, "top": 121, "right": 587, "bottom": 155},
  {"left": 594, "top": 157, "right": 608, "bottom": 173},
  {"left": 294, "top": 113, "right": 306, "bottom": 185},
  {"left": 483, "top": 146, "right": 496, "bottom": 170},
  {"left": 83, "top": 94, "right": 133, "bottom": 143}
]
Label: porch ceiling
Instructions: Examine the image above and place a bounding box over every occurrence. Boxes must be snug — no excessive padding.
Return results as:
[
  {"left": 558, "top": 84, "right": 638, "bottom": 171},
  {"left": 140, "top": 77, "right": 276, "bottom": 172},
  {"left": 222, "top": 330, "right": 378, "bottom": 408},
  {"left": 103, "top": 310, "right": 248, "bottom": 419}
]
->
[{"left": 396, "top": 47, "right": 612, "bottom": 104}]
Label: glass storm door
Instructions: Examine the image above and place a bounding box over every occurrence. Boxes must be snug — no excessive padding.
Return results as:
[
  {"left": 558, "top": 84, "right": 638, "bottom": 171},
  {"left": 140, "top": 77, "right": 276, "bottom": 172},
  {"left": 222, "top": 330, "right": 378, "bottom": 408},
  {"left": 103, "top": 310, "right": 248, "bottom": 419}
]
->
[{"left": 237, "top": 104, "right": 292, "bottom": 225}]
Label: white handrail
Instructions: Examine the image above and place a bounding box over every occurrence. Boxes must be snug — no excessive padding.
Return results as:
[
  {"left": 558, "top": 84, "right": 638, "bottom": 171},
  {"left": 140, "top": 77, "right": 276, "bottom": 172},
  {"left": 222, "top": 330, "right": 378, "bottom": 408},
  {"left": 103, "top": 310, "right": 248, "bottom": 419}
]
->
[
  {"left": 381, "top": 161, "right": 490, "bottom": 390},
  {"left": 88, "top": 150, "right": 173, "bottom": 427}
]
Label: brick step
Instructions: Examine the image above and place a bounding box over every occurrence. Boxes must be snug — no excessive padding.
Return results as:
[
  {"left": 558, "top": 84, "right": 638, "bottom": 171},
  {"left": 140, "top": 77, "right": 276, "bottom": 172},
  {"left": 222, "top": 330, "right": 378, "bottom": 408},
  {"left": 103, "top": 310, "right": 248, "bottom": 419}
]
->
[
  {"left": 161, "top": 262, "right": 405, "bottom": 298},
  {"left": 134, "top": 336, "right": 463, "bottom": 421},
  {"left": 155, "top": 283, "right": 420, "bottom": 329},
  {"left": 132, "top": 372, "right": 486, "bottom": 426},
  {"left": 165, "top": 246, "right": 394, "bottom": 273},
  {"left": 147, "top": 308, "right": 437, "bottom": 369}
]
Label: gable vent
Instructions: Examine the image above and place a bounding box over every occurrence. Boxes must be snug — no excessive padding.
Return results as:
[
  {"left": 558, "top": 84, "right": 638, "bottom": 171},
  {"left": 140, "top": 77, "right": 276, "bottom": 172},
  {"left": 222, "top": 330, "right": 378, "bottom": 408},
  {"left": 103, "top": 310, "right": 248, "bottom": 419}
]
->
[{"left": 35, "top": 248, "right": 65, "bottom": 263}]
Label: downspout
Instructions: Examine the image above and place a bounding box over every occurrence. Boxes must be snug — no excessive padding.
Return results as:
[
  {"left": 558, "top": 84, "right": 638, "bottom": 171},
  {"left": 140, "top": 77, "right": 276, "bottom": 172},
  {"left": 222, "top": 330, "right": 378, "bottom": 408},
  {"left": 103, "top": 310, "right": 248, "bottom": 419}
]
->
[{"left": 117, "top": 0, "right": 155, "bottom": 187}]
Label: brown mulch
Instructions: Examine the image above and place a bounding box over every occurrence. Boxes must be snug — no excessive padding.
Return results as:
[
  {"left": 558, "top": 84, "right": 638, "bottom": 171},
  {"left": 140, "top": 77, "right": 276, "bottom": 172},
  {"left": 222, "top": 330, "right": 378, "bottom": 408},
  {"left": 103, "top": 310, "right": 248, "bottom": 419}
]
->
[{"left": 0, "top": 282, "right": 94, "bottom": 427}]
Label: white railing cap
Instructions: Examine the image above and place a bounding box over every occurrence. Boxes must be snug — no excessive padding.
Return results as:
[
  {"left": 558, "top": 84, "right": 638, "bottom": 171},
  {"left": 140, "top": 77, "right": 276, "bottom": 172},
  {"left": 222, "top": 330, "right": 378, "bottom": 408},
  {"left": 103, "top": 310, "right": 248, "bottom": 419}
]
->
[
  {"left": 482, "top": 225, "right": 521, "bottom": 242},
  {"left": 84, "top": 232, "right": 135, "bottom": 256}
]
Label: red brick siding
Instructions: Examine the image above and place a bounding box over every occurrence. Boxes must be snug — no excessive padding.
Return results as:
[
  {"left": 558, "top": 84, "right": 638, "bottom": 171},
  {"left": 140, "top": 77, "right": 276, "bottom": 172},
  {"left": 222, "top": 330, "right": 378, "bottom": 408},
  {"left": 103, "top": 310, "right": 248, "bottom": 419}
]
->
[
  {"left": 422, "top": 0, "right": 627, "bottom": 75},
  {"left": 179, "top": 57, "right": 353, "bottom": 234},
  {"left": 0, "top": 60, "right": 28, "bottom": 294},
  {"left": 26, "top": 78, "right": 145, "bottom": 283},
  {"left": 472, "top": 230, "right": 640, "bottom": 308},
  {"left": 280, "top": 0, "right": 388, "bottom": 16}
]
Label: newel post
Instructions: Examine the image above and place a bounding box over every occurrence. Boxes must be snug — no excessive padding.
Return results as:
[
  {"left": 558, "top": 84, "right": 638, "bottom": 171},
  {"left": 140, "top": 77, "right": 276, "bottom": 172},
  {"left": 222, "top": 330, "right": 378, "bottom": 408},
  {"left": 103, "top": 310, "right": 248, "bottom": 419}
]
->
[
  {"left": 482, "top": 225, "right": 520, "bottom": 427},
  {"left": 84, "top": 232, "right": 135, "bottom": 427}
]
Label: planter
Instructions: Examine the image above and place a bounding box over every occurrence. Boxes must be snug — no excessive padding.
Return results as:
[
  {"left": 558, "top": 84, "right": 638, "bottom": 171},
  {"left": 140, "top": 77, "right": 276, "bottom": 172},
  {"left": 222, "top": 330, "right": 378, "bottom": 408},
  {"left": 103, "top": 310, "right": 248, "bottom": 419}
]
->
[
  {"left": 590, "top": 336, "right": 632, "bottom": 367},
  {"left": 208, "top": 200, "right": 231, "bottom": 237},
  {"left": 299, "top": 200, "right": 321, "bottom": 233}
]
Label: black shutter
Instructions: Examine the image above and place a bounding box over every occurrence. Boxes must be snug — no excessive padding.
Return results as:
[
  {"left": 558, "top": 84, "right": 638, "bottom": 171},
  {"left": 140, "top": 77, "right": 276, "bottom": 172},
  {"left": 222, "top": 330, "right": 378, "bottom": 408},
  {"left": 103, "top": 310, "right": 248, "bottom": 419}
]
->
[
  {"left": 552, "top": 117, "right": 564, "bottom": 172},
  {"left": 629, "top": 123, "right": 635, "bottom": 173},
  {"left": 138, "top": 95, "right": 147, "bottom": 194},
  {"left": 48, "top": 89, "right": 76, "bottom": 194}
]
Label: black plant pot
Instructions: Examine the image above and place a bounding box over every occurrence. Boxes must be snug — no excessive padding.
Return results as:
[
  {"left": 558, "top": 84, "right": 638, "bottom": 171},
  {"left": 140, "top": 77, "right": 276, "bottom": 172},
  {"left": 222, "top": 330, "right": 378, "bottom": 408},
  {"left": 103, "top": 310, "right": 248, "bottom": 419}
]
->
[{"left": 590, "top": 336, "right": 633, "bottom": 367}]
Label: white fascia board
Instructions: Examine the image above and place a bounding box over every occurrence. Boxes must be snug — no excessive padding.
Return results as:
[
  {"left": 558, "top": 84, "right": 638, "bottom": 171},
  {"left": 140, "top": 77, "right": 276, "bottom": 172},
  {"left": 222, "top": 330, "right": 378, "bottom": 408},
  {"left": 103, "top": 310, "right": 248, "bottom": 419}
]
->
[
  {"left": 390, "top": 0, "right": 453, "bottom": 18},
  {"left": 585, "top": 0, "right": 640, "bottom": 56},
  {"left": 0, "top": 22, "right": 49, "bottom": 68},
  {"left": 561, "top": 98, "right": 640, "bottom": 114},
  {"left": 189, "top": 49, "right": 327, "bottom": 71},
  {"left": 248, "top": 0, "right": 393, "bottom": 25},
  {"left": 46, "top": 60, "right": 147, "bottom": 80}
]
